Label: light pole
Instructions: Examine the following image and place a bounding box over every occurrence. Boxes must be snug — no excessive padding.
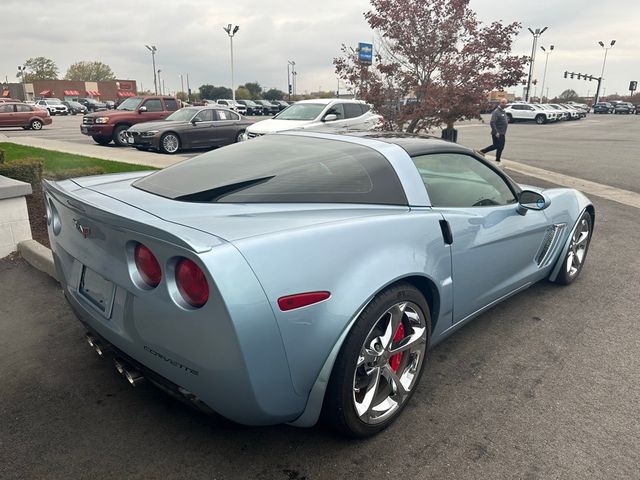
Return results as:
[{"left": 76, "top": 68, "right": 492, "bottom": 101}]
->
[
  {"left": 179, "top": 74, "right": 184, "bottom": 99},
  {"left": 287, "top": 61, "right": 294, "bottom": 101},
  {"left": 223, "top": 24, "right": 239, "bottom": 102},
  {"left": 17, "top": 65, "right": 27, "bottom": 100},
  {"left": 157, "top": 69, "right": 162, "bottom": 95},
  {"left": 145, "top": 45, "right": 158, "bottom": 94},
  {"left": 595, "top": 40, "right": 615, "bottom": 104},
  {"left": 525, "top": 27, "right": 548, "bottom": 102},
  {"left": 539, "top": 45, "right": 554, "bottom": 103}
]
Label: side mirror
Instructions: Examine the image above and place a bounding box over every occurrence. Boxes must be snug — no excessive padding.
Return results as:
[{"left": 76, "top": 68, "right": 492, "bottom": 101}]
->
[
  {"left": 138, "top": 106, "right": 147, "bottom": 113},
  {"left": 517, "top": 190, "right": 550, "bottom": 215},
  {"left": 323, "top": 113, "right": 338, "bottom": 122}
]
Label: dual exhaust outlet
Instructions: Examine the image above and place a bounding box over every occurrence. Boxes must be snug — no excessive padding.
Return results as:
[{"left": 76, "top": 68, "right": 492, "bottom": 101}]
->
[{"left": 86, "top": 333, "right": 144, "bottom": 387}]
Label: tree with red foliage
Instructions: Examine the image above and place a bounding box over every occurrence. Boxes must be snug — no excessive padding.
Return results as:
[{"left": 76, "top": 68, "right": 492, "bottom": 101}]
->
[{"left": 334, "top": 0, "right": 528, "bottom": 135}]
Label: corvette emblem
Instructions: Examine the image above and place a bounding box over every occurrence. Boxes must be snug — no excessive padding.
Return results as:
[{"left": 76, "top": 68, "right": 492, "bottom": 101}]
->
[{"left": 73, "top": 219, "right": 91, "bottom": 238}]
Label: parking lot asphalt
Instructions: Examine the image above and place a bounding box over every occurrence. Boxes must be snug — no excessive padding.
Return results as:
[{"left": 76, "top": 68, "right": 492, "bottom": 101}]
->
[{"left": 1, "top": 170, "right": 639, "bottom": 480}]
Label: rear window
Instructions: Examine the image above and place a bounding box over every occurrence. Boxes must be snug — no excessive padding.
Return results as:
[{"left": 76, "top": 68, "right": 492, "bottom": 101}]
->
[{"left": 134, "top": 135, "right": 407, "bottom": 205}]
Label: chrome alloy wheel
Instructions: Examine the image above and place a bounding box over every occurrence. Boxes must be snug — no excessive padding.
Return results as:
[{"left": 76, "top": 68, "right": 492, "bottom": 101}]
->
[
  {"left": 566, "top": 217, "right": 590, "bottom": 276},
  {"left": 352, "top": 301, "right": 427, "bottom": 424},
  {"left": 162, "top": 133, "right": 180, "bottom": 153}
]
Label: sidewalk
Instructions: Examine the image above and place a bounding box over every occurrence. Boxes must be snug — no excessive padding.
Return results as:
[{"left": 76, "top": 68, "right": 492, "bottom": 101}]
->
[{"left": 0, "top": 134, "right": 188, "bottom": 169}]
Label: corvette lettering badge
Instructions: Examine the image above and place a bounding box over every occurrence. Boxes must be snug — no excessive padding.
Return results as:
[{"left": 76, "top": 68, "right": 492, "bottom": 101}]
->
[{"left": 73, "top": 219, "right": 91, "bottom": 238}]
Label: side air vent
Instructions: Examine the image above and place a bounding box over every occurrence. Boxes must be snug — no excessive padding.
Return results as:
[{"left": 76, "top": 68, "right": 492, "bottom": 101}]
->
[{"left": 536, "top": 224, "right": 566, "bottom": 267}]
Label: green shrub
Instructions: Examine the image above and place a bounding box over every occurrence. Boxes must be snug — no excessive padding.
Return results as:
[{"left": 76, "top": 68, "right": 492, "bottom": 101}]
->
[
  {"left": 0, "top": 158, "right": 44, "bottom": 186},
  {"left": 46, "top": 166, "right": 105, "bottom": 180}
]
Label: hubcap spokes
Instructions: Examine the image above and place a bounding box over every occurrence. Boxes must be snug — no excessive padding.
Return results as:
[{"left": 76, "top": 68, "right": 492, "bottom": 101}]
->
[
  {"left": 353, "top": 301, "right": 427, "bottom": 424},
  {"left": 164, "top": 135, "right": 178, "bottom": 152},
  {"left": 567, "top": 218, "right": 590, "bottom": 276}
]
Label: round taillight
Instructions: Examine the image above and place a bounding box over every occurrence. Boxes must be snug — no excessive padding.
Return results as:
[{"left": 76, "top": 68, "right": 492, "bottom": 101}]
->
[
  {"left": 175, "top": 258, "right": 209, "bottom": 308},
  {"left": 134, "top": 243, "right": 161, "bottom": 288}
]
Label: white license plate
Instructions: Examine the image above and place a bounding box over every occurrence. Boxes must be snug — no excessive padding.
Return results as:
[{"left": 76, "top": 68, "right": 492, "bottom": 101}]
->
[{"left": 79, "top": 266, "right": 115, "bottom": 316}]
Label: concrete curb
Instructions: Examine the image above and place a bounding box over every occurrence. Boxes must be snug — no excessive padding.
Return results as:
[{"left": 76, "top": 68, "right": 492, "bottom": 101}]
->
[{"left": 18, "top": 239, "right": 58, "bottom": 281}]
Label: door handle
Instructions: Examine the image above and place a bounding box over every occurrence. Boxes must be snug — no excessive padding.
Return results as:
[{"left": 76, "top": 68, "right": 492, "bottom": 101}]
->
[{"left": 439, "top": 219, "right": 453, "bottom": 245}]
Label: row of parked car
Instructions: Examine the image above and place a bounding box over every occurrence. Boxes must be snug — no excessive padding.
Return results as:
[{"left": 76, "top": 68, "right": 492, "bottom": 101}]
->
[
  {"left": 205, "top": 98, "right": 290, "bottom": 116},
  {"left": 503, "top": 102, "right": 590, "bottom": 124},
  {"left": 593, "top": 101, "right": 638, "bottom": 114},
  {"left": 78, "top": 95, "right": 383, "bottom": 154}
]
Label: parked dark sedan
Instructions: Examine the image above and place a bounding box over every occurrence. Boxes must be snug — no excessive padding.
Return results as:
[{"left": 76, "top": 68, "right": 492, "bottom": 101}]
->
[
  {"left": 78, "top": 98, "right": 107, "bottom": 112},
  {"left": 613, "top": 102, "right": 635, "bottom": 114},
  {"left": 62, "top": 100, "right": 88, "bottom": 115},
  {"left": 273, "top": 100, "right": 290, "bottom": 111},
  {"left": 125, "top": 106, "right": 252, "bottom": 154},
  {"left": 254, "top": 100, "right": 280, "bottom": 116},
  {"left": 593, "top": 102, "right": 614, "bottom": 114}
]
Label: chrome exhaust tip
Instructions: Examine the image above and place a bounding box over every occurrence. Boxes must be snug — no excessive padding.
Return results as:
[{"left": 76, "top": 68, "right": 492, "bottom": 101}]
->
[
  {"left": 94, "top": 342, "right": 111, "bottom": 356},
  {"left": 114, "top": 358, "right": 126, "bottom": 375},
  {"left": 124, "top": 368, "right": 144, "bottom": 387},
  {"left": 86, "top": 333, "right": 96, "bottom": 348}
]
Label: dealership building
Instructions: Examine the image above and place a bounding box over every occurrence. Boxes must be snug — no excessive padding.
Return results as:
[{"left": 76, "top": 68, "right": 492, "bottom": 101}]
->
[{"left": 1, "top": 79, "right": 138, "bottom": 102}]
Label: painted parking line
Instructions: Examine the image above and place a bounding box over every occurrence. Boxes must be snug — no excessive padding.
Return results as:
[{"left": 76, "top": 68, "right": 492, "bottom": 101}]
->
[{"left": 501, "top": 158, "right": 640, "bottom": 209}]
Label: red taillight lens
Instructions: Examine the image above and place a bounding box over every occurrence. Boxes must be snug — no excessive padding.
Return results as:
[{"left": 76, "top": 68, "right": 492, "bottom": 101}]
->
[
  {"left": 134, "top": 243, "right": 162, "bottom": 287},
  {"left": 278, "top": 291, "right": 331, "bottom": 311},
  {"left": 175, "top": 258, "right": 209, "bottom": 308}
]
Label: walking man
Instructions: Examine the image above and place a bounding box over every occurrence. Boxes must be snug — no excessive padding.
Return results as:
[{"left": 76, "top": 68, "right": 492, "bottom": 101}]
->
[{"left": 480, "top": 98, "right": 509, "bottom": 163}]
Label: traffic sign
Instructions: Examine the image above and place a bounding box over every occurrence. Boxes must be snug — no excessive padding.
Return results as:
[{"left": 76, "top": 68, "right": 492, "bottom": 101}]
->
[{"left": 630, "top": 81, "right": 637, "bottom": 92}]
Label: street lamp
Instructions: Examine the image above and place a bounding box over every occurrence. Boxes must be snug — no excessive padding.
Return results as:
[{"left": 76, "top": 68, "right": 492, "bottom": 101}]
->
[
  {"left": 287, "top": 60, "right": 295, "bottom": 101},
  {"left": 223, "top": 24, "right": 239, "bottom": 102},
  {"left": 525, "top": 27, "right": 548, "bottom": 102},
  {"left": 157, "top": 69, "right": 162, "bottom": 95},
  {"left": 539, "top": 45, "right": 554, "bottom": 103},
  {"left": 17, "top": 65, "right": 27, "bottom": 100},
  {"left": 179, "top": 74, "right": 184, "bottom": 100},
  {"left": 595, "top": 40, "right": 616, "bottom": 104},
  {"left": 145, "top": 45, "right": 158, "bottom": 94}
]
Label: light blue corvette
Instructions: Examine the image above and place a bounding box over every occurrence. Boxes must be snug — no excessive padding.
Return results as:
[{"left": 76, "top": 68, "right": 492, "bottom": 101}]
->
[{"left": 43, "top": 131, "right": 594, "bottom": 437}]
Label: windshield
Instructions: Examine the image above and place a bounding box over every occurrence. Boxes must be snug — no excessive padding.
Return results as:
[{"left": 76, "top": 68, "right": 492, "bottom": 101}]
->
[
  {"left": 117, "top": 97, "right": 143, "bottom": 111},
  {"left": 166, "top": 107, "right": 198, "bottom": 122},
  {"left": 275, "top": 103, "right": 325, "bottom": 121}
]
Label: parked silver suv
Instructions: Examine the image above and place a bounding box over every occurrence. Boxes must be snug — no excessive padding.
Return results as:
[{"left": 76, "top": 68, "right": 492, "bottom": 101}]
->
[{"left": 36, "top": 98, "right": 69, "bottom": 116}]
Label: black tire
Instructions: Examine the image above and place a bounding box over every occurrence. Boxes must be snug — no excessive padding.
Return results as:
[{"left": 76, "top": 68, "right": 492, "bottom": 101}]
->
[
  {"left": 324, "top": 282, "right": 431, "bottom": 438},
  {"left": 235, "top": 130, "right": 245, "bottom": 143},
  {"left": 92, "top": 135, "right": 111, "bottom": 146},
  {"left": 535, "top": 114, "right": 546, "bottom": 125},
  {"left": 30, "top": 119, "right": 43, "bottom": 130},
  {"left": 506, "top": 113, "right": 514, "bottom": 124},
  {"left": 555, "top": 211, "right": 593, "bottom": 285},
  {"left": 112, "top": 125, "right": 130, "bottom": 147},
  {"left": 159, "top": 132, "right": 181, "bottom": 154}
]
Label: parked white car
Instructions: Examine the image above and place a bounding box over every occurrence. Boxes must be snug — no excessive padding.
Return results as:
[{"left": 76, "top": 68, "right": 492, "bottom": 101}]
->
[
  {"left": 504, "top": 103, "right": 559, "bottom": 124},
  {"left": 244, "top": 99, "right": 383, "bottom": 138},
  {"left": 36, "top": 98, "right": 69, "bottom": 116},
  {"left": 216, "top": 99, "right": 246, "bottom": 115}
]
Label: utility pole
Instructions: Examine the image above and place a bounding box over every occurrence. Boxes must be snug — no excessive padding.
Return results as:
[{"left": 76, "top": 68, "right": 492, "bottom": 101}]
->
[
  {"left": 186, "top": 73, "right": 191, "bottom": 102},
  {"left": 223, "top": 24, "right": 240, "bottom": 102},
  {"left": 595, "top": 40, "right": 616, "bottom": 104},
  {"left": 17, "top": 65, "right": 27, "bottom": 100},
  {"left": 179, "top": 74, "right": 184, "bottom": 98},
  {"left": 525, "top": 27, "right": 548, "bottom": 102},
  {"left": 145, "top": 45, "right": 158, "bottom": 94}
]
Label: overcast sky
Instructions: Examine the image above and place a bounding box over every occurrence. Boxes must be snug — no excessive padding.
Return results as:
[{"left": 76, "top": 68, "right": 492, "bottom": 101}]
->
[{"left": 2, "top": 0, "right": 638, "bottom": 98}]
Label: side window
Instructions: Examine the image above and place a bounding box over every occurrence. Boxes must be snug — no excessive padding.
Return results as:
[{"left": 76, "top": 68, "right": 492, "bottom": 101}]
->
[
  {"left": 215, "top": 109, "right": 231, "bottom": 120},
  {"left": 411, "top": 153, "right": 517, "bottom": 208},
  {"left": 142, "top": 99, "right": 163, "bottom": 112},
  {"left": 327, "top": 103, "right": 345, "bottom": 119},
  {"left": 361, "top": 104, "right": 370, "bottom": 114},
  {"left": 16, "top": 104, "right": 33, "bottom": 112},
  {"left": 193, "top": 109, "right": 214, "bottom": 122},
  {"left": 0, "top": 104, "right": 14, "bottom": 113},
  {"left": 164, "top": 98, "right": 179, "bottom": 111},
  {"left": 37, "top": 100, "right": 45, "bottom": 105},
  {"left": 344, "top": 103, "right": 364, "bottom": 119},
  {"left": 229, "top": 111, "right": 240, "bottom": 120}
]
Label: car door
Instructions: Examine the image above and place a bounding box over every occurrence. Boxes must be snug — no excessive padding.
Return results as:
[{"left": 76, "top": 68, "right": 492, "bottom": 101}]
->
[
  {"left": 140, "top": 98, "right": 166, "bottom": 120},
  {"left": 187, "top": 108, "right": 216, "bottom": 147},
  {"left": 319, "top": 103, "right": 352, "bottom": 133},
  {"left": 15, "top": 103, "right": 34, "bottom": 126},
  {"left": 0, "top": 103, "right": 15, "bottom": 126},
  {"left": 211, "top": 109, "right": 240, "bottom": 146},
  {"left": 411, "top": 152, "right": 552, "bottom": 325}
]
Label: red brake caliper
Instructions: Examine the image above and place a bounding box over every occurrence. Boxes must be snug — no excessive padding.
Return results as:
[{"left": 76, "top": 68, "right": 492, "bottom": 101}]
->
[{"left": 389, "top": 323, "right": 405, "bottom": 372}]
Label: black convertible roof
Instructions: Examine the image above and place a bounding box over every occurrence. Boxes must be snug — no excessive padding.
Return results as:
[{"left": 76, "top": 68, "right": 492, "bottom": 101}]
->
[{"left": 333, "top": 131, "right": 474, "bottom": 157}]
